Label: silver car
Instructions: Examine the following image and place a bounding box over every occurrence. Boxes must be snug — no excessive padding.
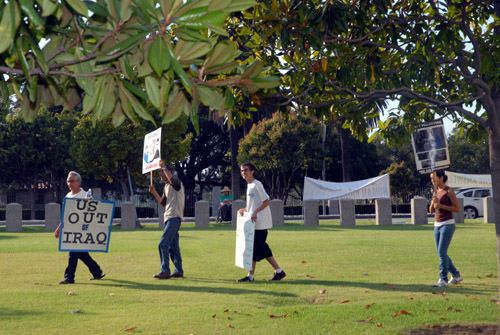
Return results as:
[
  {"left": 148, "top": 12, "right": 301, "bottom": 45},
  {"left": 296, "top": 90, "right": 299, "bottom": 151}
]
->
[{"left": 455, "top": 187, "right": 492, "bottom": 219}]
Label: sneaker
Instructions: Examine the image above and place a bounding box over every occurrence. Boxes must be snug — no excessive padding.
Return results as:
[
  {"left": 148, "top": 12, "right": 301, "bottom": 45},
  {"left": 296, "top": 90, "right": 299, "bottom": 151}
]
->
[
  {"left": 59, "top": 279, "right": 74, "bottom": 285},
  {"left": 90, "top": 272, "right": 106, "bottom": 281},
  {"left": 449, "top": 275, "right": 463, "bottom": 285},
  {"left": 270, "top": 270, "right": 286, "bottom": 281},
  {"left": 237, "top": 276, "right": 254, "bottom": 282},
  {"left": 433, "top": 278, "right": 448, "bottom": 287}
]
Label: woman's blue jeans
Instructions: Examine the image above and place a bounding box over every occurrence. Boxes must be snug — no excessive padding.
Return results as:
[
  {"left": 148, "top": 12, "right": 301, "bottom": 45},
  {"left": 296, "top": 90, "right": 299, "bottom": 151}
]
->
[
  {"left": 158, "top": 217, "right": 183, "bottom": 275},
  {"left": 434, "top": 224, "right": 459, "bottom": 280}
]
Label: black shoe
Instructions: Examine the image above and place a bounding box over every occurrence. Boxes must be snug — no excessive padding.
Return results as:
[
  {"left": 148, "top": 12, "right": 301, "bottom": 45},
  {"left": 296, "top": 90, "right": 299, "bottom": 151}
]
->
[
  {"left": 90, "top": 272, "right": 106, "bottom": 280},
  {"left": 59, "top": 279, "right": 74, "bottom": 284},
  {"left": 237, "top": 276, "right": 254, "bottom": 282},
  {"left": 270, "top": 271, "right": 286, "bottom": 281}
]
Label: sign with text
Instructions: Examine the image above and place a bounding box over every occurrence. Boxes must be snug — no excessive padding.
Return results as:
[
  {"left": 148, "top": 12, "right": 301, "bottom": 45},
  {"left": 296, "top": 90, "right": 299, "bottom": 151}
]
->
[
  {"left": 411, "top": 120, "right": 450, "bottom": 174},
  {"left": 142, "top": 127, "right": 162, "bottom": 174},
  {"left": 59, "top": 198, "right": 115, "bottom": 252},
  {"left": 235, "top": 214, "right": 254, "bottom": 271}
]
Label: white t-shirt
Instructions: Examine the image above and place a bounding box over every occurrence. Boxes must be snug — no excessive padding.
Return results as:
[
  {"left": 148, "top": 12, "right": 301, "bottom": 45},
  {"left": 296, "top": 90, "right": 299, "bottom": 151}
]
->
[
  {"left": 66, "top": 188, "right": 87, "bottom": 199},
  {"left": 246, "top": 179, "right": 272, "bottom": 230}
]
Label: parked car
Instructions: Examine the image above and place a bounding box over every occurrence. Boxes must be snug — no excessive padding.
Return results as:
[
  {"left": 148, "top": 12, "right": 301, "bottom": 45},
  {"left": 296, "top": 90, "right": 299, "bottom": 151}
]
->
[{"left": 455, "top": 187, "right": 492, "bottom": 219}]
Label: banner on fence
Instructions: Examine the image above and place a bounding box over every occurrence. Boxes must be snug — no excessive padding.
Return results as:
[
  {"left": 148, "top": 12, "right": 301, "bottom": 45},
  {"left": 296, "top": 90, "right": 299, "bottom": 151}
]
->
[
  {"left": 303, "top": 174, "right": 390, "bottom": 201},
  {"left": 59, "top": 198, "right": 115, "bottom": 252},
  {"left": 235, "top": 213, "right": 254, "bottom": 271},
  {"left": 411, "top": 120, "right": 450, "bottom": 174},
  {"left": 142, "top": 127, "right": 162, "bottom": 174},
  {"left": 446, "top": 171, "right": 492, "bottom": 188}
]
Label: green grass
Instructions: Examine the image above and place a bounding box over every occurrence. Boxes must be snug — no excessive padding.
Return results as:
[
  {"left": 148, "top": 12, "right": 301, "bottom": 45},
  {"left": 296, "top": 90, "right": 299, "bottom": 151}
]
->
[{"left": 0, "top": 220, "right": 498, "bottom": 335}]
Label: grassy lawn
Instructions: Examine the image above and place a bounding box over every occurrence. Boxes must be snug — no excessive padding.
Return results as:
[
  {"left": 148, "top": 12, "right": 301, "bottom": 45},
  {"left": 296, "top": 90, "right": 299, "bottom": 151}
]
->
[{"left": 0, "top": 220, "right": 498, "bottom": 335}]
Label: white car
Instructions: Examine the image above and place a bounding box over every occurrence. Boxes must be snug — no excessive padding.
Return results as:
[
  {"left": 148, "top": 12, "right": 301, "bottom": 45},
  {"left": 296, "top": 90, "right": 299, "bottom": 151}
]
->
[{"left": 455, "top": 187, "right": 492, "bottom": 219}]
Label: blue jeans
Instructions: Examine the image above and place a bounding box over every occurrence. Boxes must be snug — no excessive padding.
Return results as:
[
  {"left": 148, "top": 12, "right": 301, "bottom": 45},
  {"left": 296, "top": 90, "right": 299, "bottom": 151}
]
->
[
  {"left": 158, "top": 217, "right": 183, "bottom": 275},
  {"left": 434, "top": 224, "right": 459, "bottom": 280}
]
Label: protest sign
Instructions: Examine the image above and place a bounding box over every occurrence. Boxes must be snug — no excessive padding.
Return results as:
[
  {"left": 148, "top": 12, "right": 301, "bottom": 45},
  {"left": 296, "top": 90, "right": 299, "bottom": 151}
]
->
[
  {"left": 59, "top": 198, "right": 115, "bottom": 252},
  {"left": 142, "top": 127, "right": 162, "bottom": 174},
  {"left": 235, "top": 214, "right": 254, "bottom": 271},
  {"left": 411, "top": 120, "right": 450, "bottom": 174}
]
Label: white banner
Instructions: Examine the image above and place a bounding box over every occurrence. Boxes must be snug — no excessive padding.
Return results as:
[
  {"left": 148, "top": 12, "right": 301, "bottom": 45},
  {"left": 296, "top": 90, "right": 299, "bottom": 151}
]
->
[
  {"left": 446, "top": 171, "right": 492, "bottom": 188},
  {"left": 303, "top": 174, "right": 390, "bottom": 201},
  {"left": 411, "top": 120, "right": 450, "bottom": 174},
  {"left": 235, "top": 214, "right": 254, "bottom": 271},
  {"left": 59, "top": 198, "right": 115, "bottom": 252},
  {"left": 142, "top": 128, "right": 162, "bottom": 174}
]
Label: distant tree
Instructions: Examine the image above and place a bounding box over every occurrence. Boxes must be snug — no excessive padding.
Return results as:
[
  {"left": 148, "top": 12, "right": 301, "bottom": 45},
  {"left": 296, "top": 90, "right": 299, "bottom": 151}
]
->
[
  {"left": 0, "top": 109, "right": 78, "bottom": 216},
  {"left": 72, "top": 115, "right": 191, "bottom": 201},
  {"left": 238, "top": 113, "right": 323, "bottom": 202},
  {"left": 448, "top": 128, "right": 490, "bottom": 174},
  {"left": 175, "top": 109, "right": 230, "bottom": 198},
  {"left": 381, "top": 161, "right": 421, "bottom": 203}
]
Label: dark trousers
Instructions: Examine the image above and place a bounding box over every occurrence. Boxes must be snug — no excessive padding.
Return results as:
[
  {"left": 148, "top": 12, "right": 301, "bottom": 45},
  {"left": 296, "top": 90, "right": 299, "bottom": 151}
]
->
[{"left": 64, "top": 252, "right": 102, "bottom": 281}]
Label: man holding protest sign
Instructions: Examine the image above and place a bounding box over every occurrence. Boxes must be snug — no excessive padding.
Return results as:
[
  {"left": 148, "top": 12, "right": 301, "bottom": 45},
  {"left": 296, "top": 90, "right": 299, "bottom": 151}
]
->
[
  {"left": 149, "top": 160, "right": 185, "bottom": 279},
  {"left": 55, "top": 171, "right": 105, "bottom": 284},
  {"left": 237, "top": 162, "right": 286, "bottom": 282}
]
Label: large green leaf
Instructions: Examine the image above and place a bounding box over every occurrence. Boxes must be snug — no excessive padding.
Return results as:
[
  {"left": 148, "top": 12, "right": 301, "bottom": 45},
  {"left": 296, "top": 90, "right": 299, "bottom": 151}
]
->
[
  {"left": 96, "top": 31, "right": 148, "bottom": 62},
  {"left": 0, "top": 1, "right": 21, "bottom": 54},
  {"left": 65, "top": 0, "right": 89, "bottom": 17},
  {"left": 19, "top": 0, "right": 44, "bottom": 30},
  {"left": 175, "top": 40, "right": 213, "bottom": 61},
  {"left": 148, "top": 38, "right": 171, "bottom": 76},
  {"left": 145, "top": 76, "right": 161, "bottom": 109}
]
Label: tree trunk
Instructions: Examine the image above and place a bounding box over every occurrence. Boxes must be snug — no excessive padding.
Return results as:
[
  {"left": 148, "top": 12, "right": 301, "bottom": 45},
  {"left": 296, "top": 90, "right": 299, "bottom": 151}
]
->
[
  {"left": 230, "top": 125, "right": 241, "bottom": 200},
  {"left": 339, "top": 126, "right": 351, "bottom": 182},
  {"left": 488, "top": 91, "right": 500, "bottom": 335}
]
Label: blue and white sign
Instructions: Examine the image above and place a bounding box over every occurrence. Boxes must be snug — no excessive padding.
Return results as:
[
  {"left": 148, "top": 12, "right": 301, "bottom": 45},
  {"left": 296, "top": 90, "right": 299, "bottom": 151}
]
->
[{"left": 59, "top": 198, "right": 115, "bottom": 252}]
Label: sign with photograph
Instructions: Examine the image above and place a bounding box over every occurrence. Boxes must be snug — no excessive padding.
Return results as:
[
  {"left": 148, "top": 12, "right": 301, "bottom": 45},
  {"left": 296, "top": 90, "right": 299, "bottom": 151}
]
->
[
  {"left": 59, "top": 198, "right": 115, "bottom": 252},
  {"left": 411, "top": 120, "right": 450, "bottom": 174},
  {"left": 142, "top": 127, "right": 162, "bottom": 174},
  {"left": 235, "top": 214, "right": 254, "bottom": 271}
]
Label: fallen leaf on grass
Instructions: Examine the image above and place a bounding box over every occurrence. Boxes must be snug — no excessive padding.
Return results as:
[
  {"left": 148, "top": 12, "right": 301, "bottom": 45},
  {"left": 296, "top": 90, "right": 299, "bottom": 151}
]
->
[
  {"left": 440, "top": 317, "right": 445, "bottom": 320},
  {"left": 302, "top": 260, "right": 307, "bottom": 264},
  {"left": 432, "top": 324, "right": 441, "bottom": 328},
  {"left": 226, "top": 323, "right": 232, "bottom": 328},
  {"left": 208, "top": 290, "right": 215, "bottom": 293},
  {"left": 491, "top": 299, "right": 499, "bottom": 304},
  {"left": 340, "top": 299, "right": 350, "bottom": 304},
  {"left": 358, "top": 317, "right": 373, "bottom": 323},
  {"left": 109, "top": 293, "right": 115, "bottom": 296},
  {"left": 227, "top": 317, "right": 231, "bottom": 320},
  {"left": 407, "top": 297, "right": 414, "bottom": 300},
  {"left": 212, "top": 314, "right": 216, "bottom": 318},
  {"left": 486, "top": 273, "right": 494, "bottom": 278},
  {"left": 393, "top": 312, "right": 399, "bottom": 318},
  {"left": 124, "top": 327, "right": 136, "bottom": 332},
  {"left": 429, "top": 309, "right": 437, "bottom": 313},
  {"left": 67, "top": 291, "right": 75, "bottom": 295},
  {"left": 400, "top": 310, "right": 411, "bottom": 315},
  {"left": 224, "top": 309, "right": 229, "bottom": 312},
  {"left": 306, "top": 275, "right": 315, "bottom": 279},
  {"left": 445, "top": 307, "right": 453, "bottom": 311},
  {"left": 364, "top": 303, "right": 375, "bottom": 309},
  {"left": 269, "top": 314, "right": 284, "bottom": 318},
  {"left": 71, "top": 309, "right": 81, "bottom": 314},
  {"left": 319, "top": 289, "right": 327, "bottom": 294},
  {"left": 477, "top": 276, "right": 482, "bottom": 279},
  {"left": 362, "top": 289, "right": 368, "bottom": 293},
  {"left": 376, "top": 323, "right": 382, "bottom": 327},
  {"left": 473, "top": 296, "right": 479, "bottom": 300}
]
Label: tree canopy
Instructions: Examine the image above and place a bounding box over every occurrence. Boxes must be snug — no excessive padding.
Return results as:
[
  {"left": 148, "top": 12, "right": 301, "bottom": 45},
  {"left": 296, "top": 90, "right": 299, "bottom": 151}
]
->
[{"left": 0, "top": 0, "right": 279, "bottom": 129}]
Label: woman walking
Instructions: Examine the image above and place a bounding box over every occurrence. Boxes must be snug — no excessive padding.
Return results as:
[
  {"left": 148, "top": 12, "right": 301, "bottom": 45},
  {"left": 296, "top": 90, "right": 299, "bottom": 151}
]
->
[{"left": 429, "top": 170, "right": 462, "bottom": 287}]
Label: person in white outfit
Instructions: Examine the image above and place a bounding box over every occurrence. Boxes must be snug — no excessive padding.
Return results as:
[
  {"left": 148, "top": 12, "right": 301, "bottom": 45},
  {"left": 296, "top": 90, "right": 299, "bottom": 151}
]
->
[{"left": 237, "top": 162, "right": 286, "bottom": 282}]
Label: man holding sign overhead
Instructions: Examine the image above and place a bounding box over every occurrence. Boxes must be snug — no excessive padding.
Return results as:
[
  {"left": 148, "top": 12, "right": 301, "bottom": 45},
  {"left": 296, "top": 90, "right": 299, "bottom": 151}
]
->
[{"left": 149, "top": 160, "right": 185, "bottom": 279}]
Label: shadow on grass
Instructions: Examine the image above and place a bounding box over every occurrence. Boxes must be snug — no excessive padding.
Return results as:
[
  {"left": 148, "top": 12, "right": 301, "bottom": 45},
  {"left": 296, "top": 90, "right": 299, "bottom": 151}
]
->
[
  {"left": 284, "top": 279, "right": 496, "bottom": 295},
  {"left": 99, "top": 278, "right": 298, "bottom": 297}
]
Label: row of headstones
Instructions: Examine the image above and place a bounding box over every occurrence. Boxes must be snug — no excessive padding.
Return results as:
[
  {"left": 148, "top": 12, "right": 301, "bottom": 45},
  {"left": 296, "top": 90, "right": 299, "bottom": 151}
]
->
[{"left": 2, "top": 196, "right": 496, "bottom": 232}]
